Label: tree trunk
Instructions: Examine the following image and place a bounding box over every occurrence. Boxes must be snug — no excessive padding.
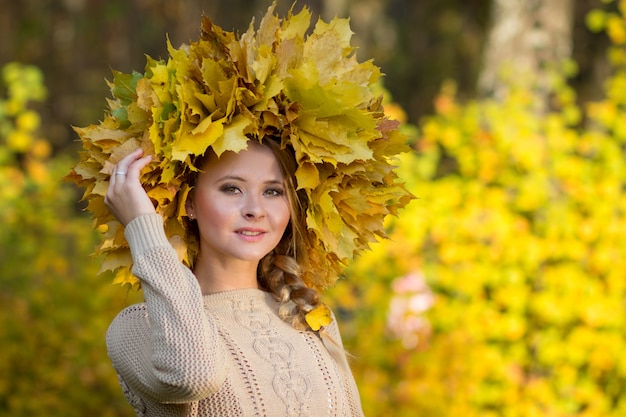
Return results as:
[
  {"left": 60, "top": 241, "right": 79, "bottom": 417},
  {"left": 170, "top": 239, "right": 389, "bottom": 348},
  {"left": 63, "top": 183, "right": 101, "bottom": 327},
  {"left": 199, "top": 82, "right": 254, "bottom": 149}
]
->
[{"left": 478, "top": 0, "right": 575, "bottom": 101}]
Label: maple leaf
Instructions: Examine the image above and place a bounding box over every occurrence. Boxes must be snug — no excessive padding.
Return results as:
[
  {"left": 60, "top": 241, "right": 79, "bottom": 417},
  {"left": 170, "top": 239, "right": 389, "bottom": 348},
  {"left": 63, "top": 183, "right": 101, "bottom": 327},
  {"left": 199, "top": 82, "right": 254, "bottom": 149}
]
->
[
  {"left": 109, "top": 70, "right": 143, "bottom": 105},
  {"left": 305, "top": 304, "right": 332, "bottom": 331}
]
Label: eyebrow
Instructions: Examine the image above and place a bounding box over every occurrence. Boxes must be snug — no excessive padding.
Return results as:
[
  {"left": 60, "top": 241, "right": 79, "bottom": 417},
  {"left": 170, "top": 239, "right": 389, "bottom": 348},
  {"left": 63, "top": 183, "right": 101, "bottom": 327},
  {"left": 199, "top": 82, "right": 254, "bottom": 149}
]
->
[{"left": 217, "top": 175, "right": 284, "bottom": 185}]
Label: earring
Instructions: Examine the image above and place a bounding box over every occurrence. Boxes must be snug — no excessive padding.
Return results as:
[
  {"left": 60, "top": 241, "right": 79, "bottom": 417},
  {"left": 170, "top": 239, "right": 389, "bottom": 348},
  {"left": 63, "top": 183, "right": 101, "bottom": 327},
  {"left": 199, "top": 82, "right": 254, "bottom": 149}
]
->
[{"left": 189, "top": 213, "right": 194, "bottom": 219}]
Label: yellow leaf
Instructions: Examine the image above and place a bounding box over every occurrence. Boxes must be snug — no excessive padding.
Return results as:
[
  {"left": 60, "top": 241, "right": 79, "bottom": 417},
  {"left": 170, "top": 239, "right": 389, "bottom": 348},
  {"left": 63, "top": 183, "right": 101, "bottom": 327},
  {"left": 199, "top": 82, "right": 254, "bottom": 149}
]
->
[
  {"left": 336, "top": 225, "right": 358, "bottom": 260},
  {"left": 254, "top": 74, "right": 283, "bottom": 109},
  {"left": 147, "top": 184, "right": 176, "bottom": 205},
  {"left": 317, "top": 191, "right": 342, "bottom": 233},
  {"left": 212, "top": 114, "right": 252, "bottom": 156},
  {"left": 99, "top": 250, "right": 132, "bottom": 275},
  {"left": 101, "top": 137, "right": 142, "bottom": 174},
  {"left": 111, "top": 266, "right": 138, "bottom": 287},
  {"left": 176, "top": 183, "right": 193, "bottom": 219},
  {"left": 295, "top": 162, "right": 319, "bottom": 189},
  {"left": 87, "top": 198, "right": 114, "bottom": 226},
  {"left": 280, "top": 6, "right": 311, "bottom": 41},
  {"left": 74, "top": 125, "right": 132, "bottom": 143},
  {"left": 250, "top": 44, "right": 275, "bottom": 84},
  {"left": 92, "top": 181, "right": 108, "bottom": 197},
  {"left": 172, "top": 118, "right": 224, "bottom": 161},
  {"left": 305, "top": 304, "right": 332, "bottom": 331},
  {"left": 136, "top": 77, "right": 156, "bottom": 111}
]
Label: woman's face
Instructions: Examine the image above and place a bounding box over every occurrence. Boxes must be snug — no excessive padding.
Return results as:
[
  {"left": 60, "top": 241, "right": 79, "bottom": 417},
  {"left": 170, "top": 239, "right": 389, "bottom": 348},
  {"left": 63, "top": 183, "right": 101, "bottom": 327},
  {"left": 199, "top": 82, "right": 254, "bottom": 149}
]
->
[{"left": 187, "top": 142, "right": 291, "bottom": 266}]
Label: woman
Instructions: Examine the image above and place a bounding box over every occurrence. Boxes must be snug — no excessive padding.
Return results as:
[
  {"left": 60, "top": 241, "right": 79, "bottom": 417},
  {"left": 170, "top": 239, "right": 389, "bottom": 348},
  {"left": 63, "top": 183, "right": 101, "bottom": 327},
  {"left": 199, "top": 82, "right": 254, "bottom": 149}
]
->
[
  {"left": 67, "top": 4, "right": 412, "bottom": 416},
  {"left": 105, "top": 141, "right": 363, "bottom": 416}
]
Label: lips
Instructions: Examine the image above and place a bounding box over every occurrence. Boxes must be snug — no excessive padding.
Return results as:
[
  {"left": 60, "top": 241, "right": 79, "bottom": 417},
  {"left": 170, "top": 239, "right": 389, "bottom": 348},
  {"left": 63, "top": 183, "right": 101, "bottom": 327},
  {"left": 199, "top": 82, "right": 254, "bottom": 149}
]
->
[
  {"left": 239, "top": 230, "right": 263, "bottom": 236},
  {"left": 236, "top": 228, "right": 266, "bottom": 240}
]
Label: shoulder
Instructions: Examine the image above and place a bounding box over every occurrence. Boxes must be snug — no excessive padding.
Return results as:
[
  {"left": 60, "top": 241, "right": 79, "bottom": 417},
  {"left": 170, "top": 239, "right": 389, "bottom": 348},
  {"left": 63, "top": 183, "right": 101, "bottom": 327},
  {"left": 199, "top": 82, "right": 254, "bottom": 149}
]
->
[
  {"left": 324, "top": 307, "right": 343, "bottom": 338},
  {"left": 106, "top": 303, "right": 150, "bottom": 350},
  {"left": 112, "top": 302, "right": 149, "bottom": 324}
]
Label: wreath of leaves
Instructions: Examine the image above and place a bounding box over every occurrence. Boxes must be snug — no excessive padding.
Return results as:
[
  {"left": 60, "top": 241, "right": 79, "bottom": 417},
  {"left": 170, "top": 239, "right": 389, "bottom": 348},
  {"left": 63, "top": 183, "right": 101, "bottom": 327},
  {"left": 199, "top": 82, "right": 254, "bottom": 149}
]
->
[{"left": 66, "top": 2, "right": 413, "bottom": 289}]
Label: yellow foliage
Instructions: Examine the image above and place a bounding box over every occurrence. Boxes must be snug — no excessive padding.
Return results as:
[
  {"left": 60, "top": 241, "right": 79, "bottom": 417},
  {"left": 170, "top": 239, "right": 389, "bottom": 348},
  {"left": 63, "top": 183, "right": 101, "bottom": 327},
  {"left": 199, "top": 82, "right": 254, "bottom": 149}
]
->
[{"left": 327, "top": 3, "right": 626, "bottom": 415}]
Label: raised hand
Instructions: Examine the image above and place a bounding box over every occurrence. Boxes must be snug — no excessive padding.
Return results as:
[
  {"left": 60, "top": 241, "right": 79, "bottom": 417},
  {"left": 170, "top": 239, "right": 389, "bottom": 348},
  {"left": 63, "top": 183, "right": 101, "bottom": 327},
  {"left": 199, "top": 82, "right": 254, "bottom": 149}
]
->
[{"left": 105, "top": 148, "right": 155, "bottom": 226}]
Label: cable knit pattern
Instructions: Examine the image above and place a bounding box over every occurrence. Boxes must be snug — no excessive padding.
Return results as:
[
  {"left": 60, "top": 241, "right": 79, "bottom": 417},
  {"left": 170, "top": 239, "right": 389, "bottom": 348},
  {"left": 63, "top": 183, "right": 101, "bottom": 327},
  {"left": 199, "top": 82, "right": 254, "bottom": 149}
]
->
[
  {"left": 231, "top": 296, "right": 310, "bottom": 416},
  {"left": 107, "top": 213, "right": 364, "bottom": 417}
]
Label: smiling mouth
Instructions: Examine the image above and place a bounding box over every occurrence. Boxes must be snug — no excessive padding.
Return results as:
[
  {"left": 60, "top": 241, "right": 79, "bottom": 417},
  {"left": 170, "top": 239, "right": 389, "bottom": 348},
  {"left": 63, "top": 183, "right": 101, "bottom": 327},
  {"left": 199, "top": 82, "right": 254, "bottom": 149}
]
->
[{"left": 239, "top": 230, "right": 263, "bottom": 236}]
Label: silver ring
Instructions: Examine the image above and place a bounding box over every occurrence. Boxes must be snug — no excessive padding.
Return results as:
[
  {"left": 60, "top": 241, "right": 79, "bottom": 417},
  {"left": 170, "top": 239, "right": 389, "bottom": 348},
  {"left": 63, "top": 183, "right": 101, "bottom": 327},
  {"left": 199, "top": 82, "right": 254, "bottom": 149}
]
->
[{"left": 115, "top": 172, "right": 127, "bottom": 176}]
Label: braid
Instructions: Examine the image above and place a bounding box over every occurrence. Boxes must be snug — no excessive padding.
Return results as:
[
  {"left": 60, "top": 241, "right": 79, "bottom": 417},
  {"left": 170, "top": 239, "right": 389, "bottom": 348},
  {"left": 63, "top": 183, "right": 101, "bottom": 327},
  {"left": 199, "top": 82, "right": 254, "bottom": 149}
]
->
[
  {"left": 259, "top": 253, "right": 319, "bottom": 330},
  {"left": 258, "top": 253, "right": 350, "bottom": 363}
]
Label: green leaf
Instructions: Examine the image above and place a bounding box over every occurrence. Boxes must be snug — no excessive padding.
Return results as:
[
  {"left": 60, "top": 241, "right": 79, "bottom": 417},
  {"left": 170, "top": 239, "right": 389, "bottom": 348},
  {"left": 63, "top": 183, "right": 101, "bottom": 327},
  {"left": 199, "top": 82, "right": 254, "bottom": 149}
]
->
[{"left": 111, "top": 70, "right": 143, "bottom": 105}]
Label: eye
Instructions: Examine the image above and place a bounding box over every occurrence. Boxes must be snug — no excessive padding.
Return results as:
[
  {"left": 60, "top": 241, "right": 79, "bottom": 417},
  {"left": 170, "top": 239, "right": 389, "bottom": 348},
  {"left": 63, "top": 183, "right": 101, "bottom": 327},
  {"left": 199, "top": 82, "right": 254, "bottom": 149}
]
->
[
  {"left": 220, "top": 184, "right": 241, "bottom": 194},
  {"left": 264, "top": 187, "right": 285, "bottom": 197}
]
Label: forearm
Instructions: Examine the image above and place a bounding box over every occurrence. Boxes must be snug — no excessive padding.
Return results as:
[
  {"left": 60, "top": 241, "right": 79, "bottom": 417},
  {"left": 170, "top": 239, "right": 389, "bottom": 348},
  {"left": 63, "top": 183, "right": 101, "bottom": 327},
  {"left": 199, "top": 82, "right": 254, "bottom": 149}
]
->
[{"left": 108, "top": 213, "right": 227, "bottom": 403}]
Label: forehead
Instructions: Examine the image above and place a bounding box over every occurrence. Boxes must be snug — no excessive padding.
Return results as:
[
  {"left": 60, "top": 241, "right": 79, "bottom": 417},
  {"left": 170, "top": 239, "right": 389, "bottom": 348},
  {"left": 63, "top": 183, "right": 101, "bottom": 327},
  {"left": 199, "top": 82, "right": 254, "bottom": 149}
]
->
[{"left": 200, "top": 143, "right": 284, "bottom": 180}]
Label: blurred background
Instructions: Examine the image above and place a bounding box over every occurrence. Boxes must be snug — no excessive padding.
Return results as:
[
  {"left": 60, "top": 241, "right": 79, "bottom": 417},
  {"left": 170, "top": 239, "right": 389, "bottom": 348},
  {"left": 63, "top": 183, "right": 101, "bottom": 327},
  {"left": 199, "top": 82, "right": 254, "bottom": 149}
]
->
[{"left": 2, "top": 0, "right": 626, "bottom": 416}]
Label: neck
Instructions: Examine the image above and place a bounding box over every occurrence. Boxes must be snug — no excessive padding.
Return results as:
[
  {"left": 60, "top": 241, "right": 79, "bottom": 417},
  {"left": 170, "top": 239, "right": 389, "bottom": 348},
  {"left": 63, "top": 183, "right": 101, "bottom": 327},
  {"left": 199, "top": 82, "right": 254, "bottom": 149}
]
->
[{"left": 192, "top": 255, "right": 260, "bottom": 295}]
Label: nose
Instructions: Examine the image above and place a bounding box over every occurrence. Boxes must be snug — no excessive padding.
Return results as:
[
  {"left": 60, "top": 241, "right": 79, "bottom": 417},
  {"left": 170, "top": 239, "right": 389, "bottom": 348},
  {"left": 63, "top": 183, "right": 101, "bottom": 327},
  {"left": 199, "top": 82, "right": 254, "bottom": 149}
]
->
[{"left": 241, "top": 193, "right": 265, "bottom": 220}]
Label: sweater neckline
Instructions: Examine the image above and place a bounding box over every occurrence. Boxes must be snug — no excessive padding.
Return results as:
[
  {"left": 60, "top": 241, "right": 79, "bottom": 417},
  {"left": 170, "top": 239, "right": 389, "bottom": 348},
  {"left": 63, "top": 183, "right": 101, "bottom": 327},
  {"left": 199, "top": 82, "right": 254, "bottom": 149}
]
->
[{"left": 201, "top": 287, "right": 275, "bottom": 305}]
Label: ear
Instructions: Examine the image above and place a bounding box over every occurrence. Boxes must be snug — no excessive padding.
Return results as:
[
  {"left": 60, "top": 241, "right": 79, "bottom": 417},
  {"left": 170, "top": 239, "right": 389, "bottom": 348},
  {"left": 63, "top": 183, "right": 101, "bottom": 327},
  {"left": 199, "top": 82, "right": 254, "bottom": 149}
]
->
[{"left": 185, "top": 192, "right": 195, "bottom": 218}]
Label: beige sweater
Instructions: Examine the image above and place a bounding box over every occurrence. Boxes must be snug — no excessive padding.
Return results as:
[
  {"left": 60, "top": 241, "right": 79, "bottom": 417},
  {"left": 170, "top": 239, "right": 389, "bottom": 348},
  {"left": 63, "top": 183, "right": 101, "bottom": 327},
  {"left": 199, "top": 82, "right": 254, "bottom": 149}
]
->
[{"left": 106, "top": 214, "right": 364, "bottom": 417}]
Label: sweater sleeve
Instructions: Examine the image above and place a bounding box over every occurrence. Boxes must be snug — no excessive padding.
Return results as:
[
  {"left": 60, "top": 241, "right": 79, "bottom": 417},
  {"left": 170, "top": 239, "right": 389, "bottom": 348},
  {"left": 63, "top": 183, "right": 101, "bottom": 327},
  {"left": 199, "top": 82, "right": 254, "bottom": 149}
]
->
[{"left": 106, "top": 213, "right": 227, "bottom": 404}]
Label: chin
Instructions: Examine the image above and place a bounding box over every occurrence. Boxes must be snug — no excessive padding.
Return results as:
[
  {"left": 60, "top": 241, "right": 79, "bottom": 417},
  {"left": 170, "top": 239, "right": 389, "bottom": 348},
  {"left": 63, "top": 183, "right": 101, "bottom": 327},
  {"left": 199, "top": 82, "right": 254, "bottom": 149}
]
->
[{"left": 234, "top": 251, "right": 273, "bottom": 263}]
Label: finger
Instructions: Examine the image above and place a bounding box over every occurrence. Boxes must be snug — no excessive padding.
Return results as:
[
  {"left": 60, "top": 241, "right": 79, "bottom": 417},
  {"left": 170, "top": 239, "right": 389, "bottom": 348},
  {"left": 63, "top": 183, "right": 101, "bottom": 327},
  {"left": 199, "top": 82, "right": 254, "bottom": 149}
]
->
[
  {"left": 126, "top": 155, "right": 153, "bottom": 182},
  {"left": 110, "top": 163, "right": 125, "bottom": 186},
  {"left": 112, "top": 149, "right": 148, "bottom": 185},
  {"left": 115, "top": 148, "right": 145, "bottom": 175},
  {"left": 123, "top": 147, "right": 144, "bottom": 161}
]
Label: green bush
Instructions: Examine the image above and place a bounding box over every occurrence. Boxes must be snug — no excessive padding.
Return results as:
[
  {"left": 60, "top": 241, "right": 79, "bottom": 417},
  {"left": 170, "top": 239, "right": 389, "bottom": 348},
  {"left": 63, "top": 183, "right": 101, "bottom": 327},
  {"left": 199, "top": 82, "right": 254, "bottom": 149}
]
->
[{"left": 0, "top": 62, "right": 139, "bottom": 417}]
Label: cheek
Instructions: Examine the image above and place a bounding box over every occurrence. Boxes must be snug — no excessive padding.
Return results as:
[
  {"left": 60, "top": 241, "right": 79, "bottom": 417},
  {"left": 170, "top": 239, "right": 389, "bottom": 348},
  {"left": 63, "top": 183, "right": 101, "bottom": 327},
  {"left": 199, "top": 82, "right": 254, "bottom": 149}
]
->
[
  {"left": 273, "top": 199, "right": 291, "bottom": 230},
  {"left": 194, "top": 194, "right": 233, "bottom": 226}
]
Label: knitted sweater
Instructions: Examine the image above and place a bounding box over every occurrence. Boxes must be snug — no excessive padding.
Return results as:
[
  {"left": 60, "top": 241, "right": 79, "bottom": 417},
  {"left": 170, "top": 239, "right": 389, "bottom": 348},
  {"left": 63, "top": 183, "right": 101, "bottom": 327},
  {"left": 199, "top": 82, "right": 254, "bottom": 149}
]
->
[{"left": 106, "top": 214, "right": 364, "bottom": 417}]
